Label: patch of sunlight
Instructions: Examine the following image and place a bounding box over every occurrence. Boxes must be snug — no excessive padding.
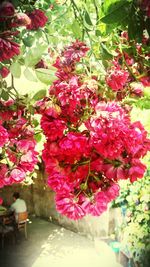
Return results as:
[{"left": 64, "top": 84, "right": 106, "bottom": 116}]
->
[
  {"left": 31, "top": 228, "right": 123, "bottom": 267},
  {"left": 6, "top": 70, "right": 45, "bottom": 96}
]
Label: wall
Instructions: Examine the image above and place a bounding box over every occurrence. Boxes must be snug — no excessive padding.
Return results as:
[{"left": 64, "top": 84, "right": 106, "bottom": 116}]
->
[{"left": 0, "top": 170, "right": 115, "bottom": 239}]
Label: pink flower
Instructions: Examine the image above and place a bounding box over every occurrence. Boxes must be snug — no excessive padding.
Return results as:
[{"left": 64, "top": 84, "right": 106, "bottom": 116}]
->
[
  {"left": 17, "top": 139, "right": 36, "bottom": 152},
  {"left": 129, "top": 159, "right": 146, "bottom": 182},
  {"left": 55, "top": 193, "right": 85, "bottom": 220},
  {"left": 8, "top": 167, "right": 26, "bottom": 183},
  {"left": 59, "top": 132, "right": 90, "bottom": 163},
  {"left": 26, "top": 9, "right": 48, "bottom": 30},
  {"left": 130, "top": 82, "right": 144, "bottom": 97},
  {"left": 19, "top": 150, "right": 38, "bottom": 172},
  {"left": 47, "top": 172, "right": 73, "bottom": 193},
  {"left": 0, "top": 164, "right": 8, "bottom": 188},
  {"left": 63, "top": 40, "right": 89, "bottom": 62},
  {"left": 105, "top": 183, "right": 120, "bottom": 201},
  {"left": 140, "top": 76, "right": 150, "bottom": 87},
  {"left": 106, "top": 68, "right": 129, "bottom": 91},
  {"left": 0, "top": 125, "right": 9, "bottom": 147},
  {"left": 104, "top": 164, "right": 128, "bottom": 181},
  {"left": 82, "top": 191, "right": 109, "bottom": 216},
  {"left": 41, "top": 116, "right": 67, "bottom": 141}
]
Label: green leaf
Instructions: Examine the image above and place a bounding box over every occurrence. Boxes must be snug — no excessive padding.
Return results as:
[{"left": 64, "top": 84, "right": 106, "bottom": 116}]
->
[
  {"left": 101, "top": 0, "right": 131, "bottom": 24},
  {"left": 24, "top": 68, "right": 37, "bottom": 82},
  {"left": 100, "top": 43, "right": 114, "bottom": 60},
  {"left": 25, "top": 45, "right": 47, "bottom": 67},
  {"left": 71, "top": 20, "right": 82, "bottom": 39},
  {"left": 35, "top": 68, "right": 56, "bottom": 85},
  {"left": 143, "top": 87, "right": 150, "bottom": 98},
  {"left": 128, "top": 10, "right": 144, "bottom": 42},
  {"left": 10, "top": 62, "right": 21, "bottom": 78},
  {"left": 23, "top": 35, "right": 35, "bottom": 47},
  {"left": 83, "top": 11, "right": 93, "bottom": 30},
  {"left": 1, "top": 90, "right": 9, "bottom": 101},
  {"left": 32, "top": 89, "right": 47, "bottom": 101},
  {"left": 34, "top": 133, "right": 42, "bottom": 143},
  {"left": 32, "top": 119, "right": 39, "bottom": 127}
]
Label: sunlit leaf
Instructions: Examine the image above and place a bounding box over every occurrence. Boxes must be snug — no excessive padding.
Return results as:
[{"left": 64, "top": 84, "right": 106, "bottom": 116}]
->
[
  {"left": 24, "top": 68, "right": 38, "bottom": 82},
  {"left": 71, "top": 20, "right": 82, "bottom": 39},
  {"left": 10, "top": 62, "right": 21, "bottom": 78},
  {"left": 35, "top": 68, "right": 56, "bottom": 85},
  {"left": 32, "top": 89, "right": 47, "bottom": 101}
]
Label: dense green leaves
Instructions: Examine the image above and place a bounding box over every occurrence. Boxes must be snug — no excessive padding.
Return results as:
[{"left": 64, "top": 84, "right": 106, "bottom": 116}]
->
[{"left": 101, "top": 0, "right": 131, "bottom": 24}]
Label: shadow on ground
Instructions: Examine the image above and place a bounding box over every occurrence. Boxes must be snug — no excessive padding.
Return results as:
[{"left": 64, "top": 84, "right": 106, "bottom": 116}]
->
[{"left": 0, "top": 216, "right": 122, "bottom": 267}]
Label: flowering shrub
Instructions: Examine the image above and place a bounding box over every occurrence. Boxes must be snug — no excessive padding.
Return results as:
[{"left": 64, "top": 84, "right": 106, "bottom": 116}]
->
[
  {"left": 39, "top": 41, "right": 150, "bottom": 220},
  {"left": 0, "top": 100, "right": 38, "bottom": 188},
  {"left": 112, "top": 167, "right": 150, "bottom": 267},
  {"left": 0, "top": 0, "right": 150, "bottom": 222}
]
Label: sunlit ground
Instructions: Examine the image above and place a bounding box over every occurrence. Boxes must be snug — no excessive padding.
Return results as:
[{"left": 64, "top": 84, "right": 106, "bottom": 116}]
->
[
  {"left": 0, "top": 217, "right": 123, "bottom": 267},
  {"left": 30, "top": 223, "right": 122, "bottom": 267}
]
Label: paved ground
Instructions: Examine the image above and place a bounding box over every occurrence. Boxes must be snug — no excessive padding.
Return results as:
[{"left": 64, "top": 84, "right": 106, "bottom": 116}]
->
[{"left": 0, "top": 216, "right": 123, "bottom": 267}]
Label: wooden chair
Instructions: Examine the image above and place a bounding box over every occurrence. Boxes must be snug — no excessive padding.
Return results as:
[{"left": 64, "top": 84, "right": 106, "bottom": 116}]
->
[{"left": 17, "top": 211, "right": 28, "bottom": 239}]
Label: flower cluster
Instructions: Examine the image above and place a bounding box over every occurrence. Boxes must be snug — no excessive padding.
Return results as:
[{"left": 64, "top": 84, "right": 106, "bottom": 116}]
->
[
  {"left": 0, "top": 1, "right": 47, "bottom": 70},
  {"left": 106, "top": 67, "right": 129, "bottom": 91},
  {"left": 0, "top": 100, "right": 38, "bottom": 188},
  {"left": 26, "top": 9, "right": 48, "bottom": 30},
  {"left": 140, "top": 0, "right": 150, "bottom": 17},
  {"left": 0, "top": 37, "right": 20, "bottom": 62},
  {"left": 0, "top": 66, "right": 10, "bottom": 78},
  {"left": 40, "top": 41, "right": 150, "bottom": 220},
  {"left": 105, "top": 31, "right": 150, "bottom": 100}
]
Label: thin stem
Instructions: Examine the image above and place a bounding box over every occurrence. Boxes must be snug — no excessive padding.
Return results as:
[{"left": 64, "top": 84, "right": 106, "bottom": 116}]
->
[
  {"left": 11, "top": 75, "right": 19, "bottom": 96},
  {"left": 118, "top": 43, "right": 138, "bottom": 81},
  {"left": 42, "top": 29, "right": 50, "bottom": 45},
  {"left": 93, "top": 0, "right": 99, "bottom": 25}
]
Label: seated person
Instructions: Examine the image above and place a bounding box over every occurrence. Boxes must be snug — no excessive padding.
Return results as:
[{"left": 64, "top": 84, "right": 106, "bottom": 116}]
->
[{"left": 10, "top": 192, "right": 27, "bottom": 222}]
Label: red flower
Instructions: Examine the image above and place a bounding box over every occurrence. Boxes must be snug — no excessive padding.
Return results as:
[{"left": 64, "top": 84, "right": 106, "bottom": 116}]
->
[
  {"left": 0, "top": 197, "right": 3, "bottom": 205},
  {"left": 0, "top": 1, "right": 15, "bottom": 21},
  {"left": 35, "top": 59, "right": 48, "bottom": 69},
  {"left": 0, "top": 37, "right": 20, "bottom": 62},
  {"left": 106, "top": 68, "right": 129, "bottom": 91},
  {"left": 0, "top": 66, "right": 10, "bottom": 78},
  {"left": 41, "top": 115, "right": 67, "bottom": 141},
  {"left": 0, "top": 164, "right": 8, "bottom": 188},
  {"left": 63, "top": 40, "right": 89, "bottom": 62},
  {"left": 26, "top": 9, "right": 48, "bottom": 30},
  {"left": 0, "top": 125, "right": 9, "bottom": 147}
]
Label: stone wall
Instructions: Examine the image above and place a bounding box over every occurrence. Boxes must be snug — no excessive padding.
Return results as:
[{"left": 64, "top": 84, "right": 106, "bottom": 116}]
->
[{"left": 0, "top": 170, "right": 117, "bottom": 239}]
